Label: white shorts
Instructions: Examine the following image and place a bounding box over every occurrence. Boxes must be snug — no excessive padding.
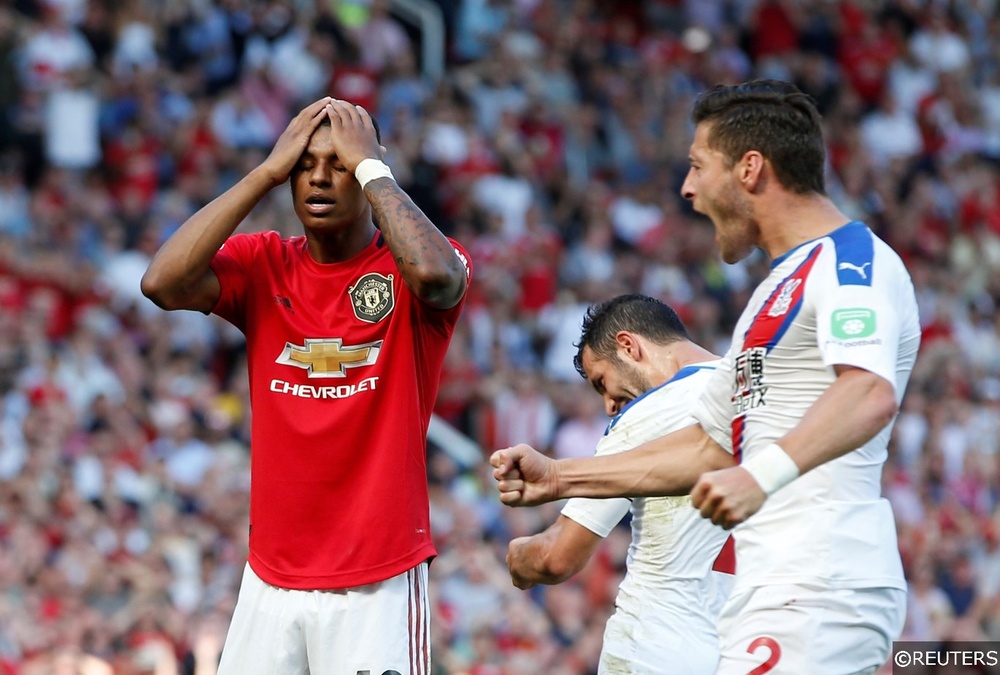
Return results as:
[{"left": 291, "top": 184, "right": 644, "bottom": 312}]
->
[
  {"left": 218, "top": 562, "right": 430, "bottom": 675},
  {"left": 599, "top": 608, "right": 720, "bottom": 675},
  {"left": 716, "top": 584, "right": 906, "bottom": 675}
]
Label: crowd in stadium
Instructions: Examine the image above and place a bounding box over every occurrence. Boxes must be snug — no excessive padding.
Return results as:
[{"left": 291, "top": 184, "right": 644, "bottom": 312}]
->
[{"left": 1, "top": 0, "right": 1000, "bottom": 672}]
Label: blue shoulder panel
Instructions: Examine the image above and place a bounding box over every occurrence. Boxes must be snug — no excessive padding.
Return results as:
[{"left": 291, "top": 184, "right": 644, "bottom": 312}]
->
[{"left": 829, "top": 221, "right": 874, "bottom": 287}]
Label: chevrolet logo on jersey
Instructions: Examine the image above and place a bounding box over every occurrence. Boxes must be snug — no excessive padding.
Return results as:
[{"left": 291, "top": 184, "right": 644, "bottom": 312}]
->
[{"left": 276, "top": 339, "right": 383, "bottom": 378}]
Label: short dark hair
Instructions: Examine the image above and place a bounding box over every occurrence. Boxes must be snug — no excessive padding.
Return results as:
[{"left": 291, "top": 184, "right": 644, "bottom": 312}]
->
[
  {"left": 692, "top": 79, "right": 825, "bottom": 195},
  {"left": 573, "top": 294, "right": 690, "bottom": 379}
]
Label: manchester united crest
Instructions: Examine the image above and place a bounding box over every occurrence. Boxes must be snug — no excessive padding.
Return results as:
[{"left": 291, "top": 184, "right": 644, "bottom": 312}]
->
[{"left": 349, "top": 272, "right": 395, "bottom": 323}]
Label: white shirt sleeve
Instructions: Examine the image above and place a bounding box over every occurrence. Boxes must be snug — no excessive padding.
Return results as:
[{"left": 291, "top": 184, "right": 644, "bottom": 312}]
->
[
  {"left": 560, "top": 412, "right": 637, "bottom": 536},
  {"left": 561, "top": 495, "right": 631, "bottom": 538},
  {"left": 813, "top": 248, "right": 902, "bottom": 391}
]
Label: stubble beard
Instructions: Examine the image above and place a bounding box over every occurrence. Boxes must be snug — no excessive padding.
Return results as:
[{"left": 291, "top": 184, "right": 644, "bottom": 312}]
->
[
  {"left": 615, "top": 357, "right": 653, "bottom": 401},
  {"left": 711, "top": 183, "right": 758, "bottom": 264}
]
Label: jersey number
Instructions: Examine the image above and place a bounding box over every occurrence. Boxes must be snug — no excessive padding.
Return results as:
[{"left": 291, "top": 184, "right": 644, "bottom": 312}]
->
[{"left": 747, "top": 636, "right": 781, "bottom": 675}]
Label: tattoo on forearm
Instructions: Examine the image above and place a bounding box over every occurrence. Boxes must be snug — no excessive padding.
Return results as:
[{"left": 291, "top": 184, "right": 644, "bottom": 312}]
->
[{"left": 365, "top": 179, "right": 459, "bottom": 275}]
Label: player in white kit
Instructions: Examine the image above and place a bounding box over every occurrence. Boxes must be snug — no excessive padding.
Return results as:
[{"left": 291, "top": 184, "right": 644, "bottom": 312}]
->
[
  {"left": 492, "top": 80, "right": 919, "bottom": 674},
  {"left": 504, "top": 295, "right": 733, "bottom": 674}
]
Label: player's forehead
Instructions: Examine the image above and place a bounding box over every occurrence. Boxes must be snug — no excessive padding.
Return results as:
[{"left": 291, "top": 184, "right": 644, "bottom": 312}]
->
[
  {"left": 303, "top": 124, "right": 336, "bottom": 157},
  {"left": 688, "top": 122, "right": 719, "bottom": 161},
  {"left": 580, "top": 346, "right": 610, "bottom": 380}
]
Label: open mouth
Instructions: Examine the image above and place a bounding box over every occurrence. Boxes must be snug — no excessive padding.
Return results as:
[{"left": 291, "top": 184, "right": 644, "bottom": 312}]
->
[{"left": 304, "top": 195, "right": 336, "bottom": 214}]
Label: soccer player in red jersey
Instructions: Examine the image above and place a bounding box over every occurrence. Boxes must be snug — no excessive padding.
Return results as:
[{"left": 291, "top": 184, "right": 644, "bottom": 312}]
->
[{"left": 141, "top": 97, "right": 471, "bottom": 675}]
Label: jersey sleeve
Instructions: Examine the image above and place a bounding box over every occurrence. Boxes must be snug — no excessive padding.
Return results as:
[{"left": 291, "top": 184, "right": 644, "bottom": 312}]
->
[
  {"left": 813, "top": 243, "right": 902, "bottom": 391},
  {"left": 691, "top": 352, "right": 735, "bottom": 456},
  {"left": 209, "top": 232, "right": 261, "bottom": 330},
  {"left": 560, "top": 496, "right": 631, "bottom": 538}
]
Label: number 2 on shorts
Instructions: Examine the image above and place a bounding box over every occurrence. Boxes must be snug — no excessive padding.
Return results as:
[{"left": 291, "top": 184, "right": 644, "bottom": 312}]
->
[{"left": 746, "top": 636, "right": 781, "bottom": 674}]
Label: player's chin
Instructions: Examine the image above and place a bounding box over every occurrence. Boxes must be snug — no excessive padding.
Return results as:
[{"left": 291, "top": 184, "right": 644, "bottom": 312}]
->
[
  {"left": 299, "top": 211, "right": 350, "bottom": 230},
  {"left": 719, "top": 237, "right": 755, "bottom": 265}
]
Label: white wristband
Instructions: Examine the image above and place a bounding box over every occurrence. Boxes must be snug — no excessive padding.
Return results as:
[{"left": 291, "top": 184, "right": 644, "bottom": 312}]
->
[
  {"left": 741, "top": 443, "right": 800, "bottom": 496},
  {"left": 355, "top": 158, "right": 394, "bottom": 189}
]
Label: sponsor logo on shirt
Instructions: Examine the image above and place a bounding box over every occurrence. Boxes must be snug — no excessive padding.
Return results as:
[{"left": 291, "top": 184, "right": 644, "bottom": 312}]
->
[
  {"left": 349, "top": 272, "right": 394, "bottom": 323},
  {"left": 831, "top": 308, "right": 876, "bottom": 339},
  {"left": 269, "top": 376, "right": 379, "bottom": 399},
  {"left": 732, "top": 347, "right": 767, "bottom": 415},
  {"left": 767, "top": 278, "right": 802, "bottom": 318},
  {"left": 275, "top": 338, "right": 382, "bottom": 378}
]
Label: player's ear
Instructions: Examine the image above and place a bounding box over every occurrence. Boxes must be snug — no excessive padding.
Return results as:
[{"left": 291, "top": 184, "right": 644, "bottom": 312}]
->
[
  {"left": 739, "top": 150, "right": 765, "bottom": 192},
  {"left": 615, "top": 331, "right": 641, "bottom": 363}
]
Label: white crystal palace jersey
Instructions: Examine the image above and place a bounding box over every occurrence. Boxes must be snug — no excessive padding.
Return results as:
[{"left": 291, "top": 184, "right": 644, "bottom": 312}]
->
[
  {"left": 694, "top": 221, "right": 920, "bottom": 593},
  {"left": 561, "top": 362, "right": 734, "bottom": 641}
]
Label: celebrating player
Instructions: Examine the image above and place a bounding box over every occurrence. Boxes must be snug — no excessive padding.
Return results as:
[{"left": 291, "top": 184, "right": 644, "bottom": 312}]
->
[
  {"left": 492, "top": 80, "right": 919, "bottom": 674},
  {"left": 505, "top": 294, "right": 734, "bottom": 674},
  {"left": 142, "top": 98, "right": 471, "bottom": 675}
]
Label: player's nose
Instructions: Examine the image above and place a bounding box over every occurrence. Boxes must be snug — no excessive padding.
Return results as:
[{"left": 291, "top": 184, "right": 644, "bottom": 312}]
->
[
  {"left": 309, "top": 164, "right": 332, "bottom": 187},
  {"left": 604, "top": 396, "right": 618, "bottom": 416},
  {"left": 680, "top": 171, "right": 695, "bottom": 201}
]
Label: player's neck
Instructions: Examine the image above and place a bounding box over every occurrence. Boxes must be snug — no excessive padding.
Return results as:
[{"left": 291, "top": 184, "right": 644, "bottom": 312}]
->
[
  {"left": 651, "top": 341, "right": 718, "bottom": 385},
  {"left": 757, "top": 192, "right": 851, "bottom": 261},
  {"left": 304, "top": 221, "right": 378, "bottom": 264}
]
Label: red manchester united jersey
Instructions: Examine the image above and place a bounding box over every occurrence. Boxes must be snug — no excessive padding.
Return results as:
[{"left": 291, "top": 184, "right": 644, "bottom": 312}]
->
[{"left": 210, "top": 230, "right": 471, "bottom": 589}]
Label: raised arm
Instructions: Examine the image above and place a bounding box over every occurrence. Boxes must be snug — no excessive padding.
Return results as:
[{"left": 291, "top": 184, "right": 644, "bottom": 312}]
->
[
  {"left": 324, "top": 100, "right": 468, "bottom": 309},
  {"left": 492, "top": 423, "right": 735, "bottom": 507},
  {"left": 141, "top": 98, "right": 333, "bottom": 312}
]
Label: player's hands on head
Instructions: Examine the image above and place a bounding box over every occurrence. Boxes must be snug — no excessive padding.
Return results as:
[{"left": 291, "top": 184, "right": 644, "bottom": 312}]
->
[
  {"left": 260, "top": 97, "right": 333, "bottom": 186},
  {"left": 324, "top": 99, "right": 383, "bottom": 174},
  {"left": 490, "top": 443, "right": 559, "bottom": 507},
  {"left": 690, "top": 466, "right": 768, "bottom": 530}
]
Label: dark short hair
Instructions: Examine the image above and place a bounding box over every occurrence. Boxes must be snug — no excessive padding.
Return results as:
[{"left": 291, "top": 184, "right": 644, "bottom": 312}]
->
[
  {"left": 573, "top": 294, "right": 690, "bottom": 379},
  {"left": 692, "top": 79, "right": 825, "bottom": 195}
]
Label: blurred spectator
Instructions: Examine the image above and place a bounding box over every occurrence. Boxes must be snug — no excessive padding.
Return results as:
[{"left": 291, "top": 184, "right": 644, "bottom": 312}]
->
[
  {"left": 905, "top": 558, "right": 954, "bottom": 641},
  {"left": 208, "top": 87, "right": 276, "bottom": 151},
  {"left": 453, "top": 0, "right": 509, "bottom": 62},
  {"left": 550, "top": 386, "right": 607, "bottom": 461},
  {"left": 351, "top": 0, "right": 411, "bottom": 74},
  {"left": 861, "top": 91, "right": 923, "bottom": 169},
  {"left": 17, "top": 1, "right": 94, "bottom": 93},
  {"left": 910, "top": 8, "right": 972, "bottom": 75}
]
